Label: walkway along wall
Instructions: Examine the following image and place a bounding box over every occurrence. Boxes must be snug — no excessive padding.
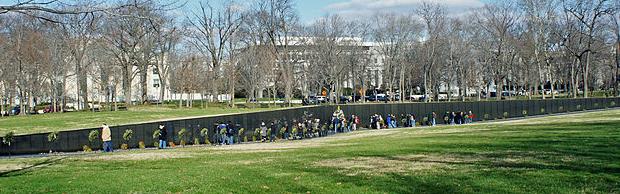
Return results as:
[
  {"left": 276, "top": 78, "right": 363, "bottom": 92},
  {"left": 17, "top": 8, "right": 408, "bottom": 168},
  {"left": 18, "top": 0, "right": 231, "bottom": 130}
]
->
[{"left": 1, "top": 97, "right": 619, "bottom": 155}]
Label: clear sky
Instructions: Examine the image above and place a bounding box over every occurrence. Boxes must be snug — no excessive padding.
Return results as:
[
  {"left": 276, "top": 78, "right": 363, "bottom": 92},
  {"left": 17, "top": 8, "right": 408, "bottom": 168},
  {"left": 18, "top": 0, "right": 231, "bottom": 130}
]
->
[{"left": 1, "top": 0, "right": 493, "bottom": 23}]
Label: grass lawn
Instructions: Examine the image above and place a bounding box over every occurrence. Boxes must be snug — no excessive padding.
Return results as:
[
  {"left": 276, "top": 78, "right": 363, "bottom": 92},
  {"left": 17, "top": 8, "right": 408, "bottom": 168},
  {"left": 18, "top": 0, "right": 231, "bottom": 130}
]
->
[
  {"left": 1, "top": 109, "right": 619, "bottom": 193},
  {"left": 0, "top": 105, "right": 284, "bottom": 135}
]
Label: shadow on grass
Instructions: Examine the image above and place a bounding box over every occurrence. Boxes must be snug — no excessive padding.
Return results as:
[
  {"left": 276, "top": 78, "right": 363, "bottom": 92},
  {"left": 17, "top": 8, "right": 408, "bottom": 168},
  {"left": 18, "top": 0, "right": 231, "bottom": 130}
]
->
[
  {"left": 0, "top": 157, "right": 64, "bottom": 177},
  {"left": 299, "top": 119, "right": 620, "bottom": 193}
]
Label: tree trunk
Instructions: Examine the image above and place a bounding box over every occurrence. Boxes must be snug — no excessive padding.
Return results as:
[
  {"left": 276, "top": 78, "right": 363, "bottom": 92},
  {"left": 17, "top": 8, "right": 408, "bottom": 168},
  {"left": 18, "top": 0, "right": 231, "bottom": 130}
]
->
[
  {"left": 159, "top": 81, "right": 166, "bottom": 104},
  {"left": 583, "top": 52, "right": 590, "bottom": 98},
  {"left": 78, "top": 64, "right": 88, "bottom": 111},
  {"left": 496, "top": 79, "right": 503, "bottom": 101},
  {"left": 122, "top": 65, "right": 132, "bottom": 106},
  {"left": 178, "top": 93, "right": 182, "bottom": 108},
  {"left": 140, "top": 67, "right": 148, "bottom": 104},
  {"left": 423, "top": 72, "right": 429, "bottom": 102},
  {"left": 571, "top": 58, "right": 578, "bottom": 98}
]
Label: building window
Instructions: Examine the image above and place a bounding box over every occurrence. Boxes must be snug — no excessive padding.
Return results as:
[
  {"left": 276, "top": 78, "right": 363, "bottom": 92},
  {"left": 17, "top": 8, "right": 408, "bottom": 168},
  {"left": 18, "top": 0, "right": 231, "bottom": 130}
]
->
[{"left": 153, "top": 79, "right": 160, "bottom": 88}]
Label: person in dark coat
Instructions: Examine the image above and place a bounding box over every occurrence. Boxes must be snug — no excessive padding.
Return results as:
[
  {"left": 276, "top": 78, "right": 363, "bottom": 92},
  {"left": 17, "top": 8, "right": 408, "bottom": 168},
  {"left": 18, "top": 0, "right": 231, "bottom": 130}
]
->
[
  {"left": 226, "top": 121, "right": 235, "bottom": 145},
  {"left": 449, "top": 112, "right": 456, "bottom": 125},
  {"left": 270, "top": 121, "right": 277, "bottom": 142},
  {"left": 158, "top": 124, "right": 167, "bottom": 149},
  {"left": 283, "top": 122, "right": 290, "bottom": 140}
]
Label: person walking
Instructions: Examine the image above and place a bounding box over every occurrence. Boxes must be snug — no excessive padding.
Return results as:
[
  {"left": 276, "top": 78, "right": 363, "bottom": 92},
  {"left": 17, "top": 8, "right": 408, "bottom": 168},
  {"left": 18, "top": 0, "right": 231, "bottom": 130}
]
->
[
  {"left": 313, "top": 119, "right": 320, "bottom": 136},
  {"left": 284, "top": 122, "right": 290, "bottom": 140},
  {"left": 158, "top": 124, "right": 167, "bottom": 149},
  {"left": 409, "top": 114, "right": 416, "bottom": 127},
  {"left": 431, "top": 112, "right": 437, "bottom": 126},
  {"left": 454, "top": 112, "right": 465, "bottom": 125},
  {"left": 260, "top": 122, "right": 268, "bottom": 142},
  {"left": 217, "top": 122, "right": 228, "bottom": 145},
  {"left": 101, "top": 123, "right": 113, "bottom": 152},
  {"left": 449, "top": 112, "right": 456, "bottom": 125},
  {"left": 270, "top": 121, "right": 277, "bottom": 142},
  {"left": 352, "top": 115, "right": 359, "bottom": 131},
  {"left": 227, "top": 121, "right": 235, "bottom": 145},
  {"left": 391, "top": 114, "right": 397, "bottom": 128}
]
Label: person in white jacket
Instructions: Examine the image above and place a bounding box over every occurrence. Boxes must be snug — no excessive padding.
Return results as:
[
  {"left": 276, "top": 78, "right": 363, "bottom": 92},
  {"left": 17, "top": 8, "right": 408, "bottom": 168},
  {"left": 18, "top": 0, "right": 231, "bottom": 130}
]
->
[{"left": 101, "top": 123, "right": 113, "bottom": 152}]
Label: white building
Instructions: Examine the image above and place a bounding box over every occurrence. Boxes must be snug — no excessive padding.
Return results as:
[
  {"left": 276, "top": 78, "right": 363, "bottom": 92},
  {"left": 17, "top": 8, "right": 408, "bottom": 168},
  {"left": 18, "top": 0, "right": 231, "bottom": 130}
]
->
[{"left": 248, "top": 37, "right": 386, "bottom": 98}]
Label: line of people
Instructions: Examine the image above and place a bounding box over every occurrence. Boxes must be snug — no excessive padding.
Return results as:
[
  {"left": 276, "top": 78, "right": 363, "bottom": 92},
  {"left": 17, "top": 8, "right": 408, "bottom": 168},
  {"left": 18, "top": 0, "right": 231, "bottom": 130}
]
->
[
  {"left": 369, "top": 111, "right": 475, "bottom": 130},
  {"left": 443, "top": 111, "right": 475, "bottom": 125},
  {"left": 108, "top": 108, "right": 476, "bottom": 152}
]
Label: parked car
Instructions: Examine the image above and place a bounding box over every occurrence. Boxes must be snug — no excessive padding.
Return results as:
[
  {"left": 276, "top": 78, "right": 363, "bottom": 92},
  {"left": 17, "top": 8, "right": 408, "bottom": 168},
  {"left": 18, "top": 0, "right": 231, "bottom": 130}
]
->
[
  {"left": 44, "top": 105, "right": 62, "bottom": 113},
  {"left": 11, "top": 106, "right": 20, "bottom": 115},
  {"left": 368, "top": 94, "right": 389, "bottom": 102},
  {"left": 406, "top": 95, "right": 427, "bottom": 101},
  {"left": 339, "top": 96, "right": 352, "bottom": 103},
  {"left": 308, "top": 96, "right": 328, "bottom": 104}
]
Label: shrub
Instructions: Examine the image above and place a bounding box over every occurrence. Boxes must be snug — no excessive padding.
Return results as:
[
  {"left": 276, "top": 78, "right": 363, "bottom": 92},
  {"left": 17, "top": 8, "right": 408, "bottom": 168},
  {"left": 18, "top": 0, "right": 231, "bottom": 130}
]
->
[
  {"left": 3, "top": 131, "right": 15, "bottom": 147},
  {"left": 48, "top": 131, "right": 59, "bottom": 142},
  {"left": 253, "top": 128, "right": 261, "bottom": 141},
  {"left": 88, "top": 130, "right": 99, "bottom": 143},
  {"left": 219, "top": 127, "right": 227, "bottom": 136},
  {"left": 123, "top": 129, "right": 133, "bottom": 142},
  {"left": 139, "top": 141, "right": 146, "bottom": 149},
  {"left": 267, "top": 128, "right": 272, "bottom": 138},
  {"left": 152, "top": 129, "right": 161, "bottom": 139},
  {"left": 193, "top": 138, "right": 200, "bottom": 145},
  {"left": 178, "top": 128, "right": 187, "bottom": 147},
  {"left": 280, "top": 127, "right": 286, "bottom": 138},
  {"left": 122, "top": 129, "right": 133, "bottom": 150},
  {"left": 522, "top": 110, "right": 528, "bottom": 116},
  {"left": 83, "top": 145, "right": 92, "bottom": 152},
  {"left": 152, "top": 129, "right": 161, "bottom": 147},
  {"left": 244, "top": 136, "right": 248, "bottom": 142},
  {"left": 48, "top": 131, "right": 59, "bottom": 153},
  {"left": 238, "top": 128, "right": 245, "bottom": 138},
  {"left": 200, "top": 128, "right": 210, "bottom": 144},
  {"left": 88, "top": 130, "right": 99, "bottom": 150},
  {"left": 503, "top": 112, "right": 509, "bottom": 118}
]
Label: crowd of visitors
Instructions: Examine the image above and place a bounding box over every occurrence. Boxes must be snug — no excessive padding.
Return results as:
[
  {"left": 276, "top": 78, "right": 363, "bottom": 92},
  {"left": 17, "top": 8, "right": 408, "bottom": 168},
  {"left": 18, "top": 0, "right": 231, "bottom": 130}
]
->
[
  {"left": 443, "top": 111, "right": 475, "bottom": 125},
  {"left": 99, "top": 108, "right": 475, "bottom": 150}
]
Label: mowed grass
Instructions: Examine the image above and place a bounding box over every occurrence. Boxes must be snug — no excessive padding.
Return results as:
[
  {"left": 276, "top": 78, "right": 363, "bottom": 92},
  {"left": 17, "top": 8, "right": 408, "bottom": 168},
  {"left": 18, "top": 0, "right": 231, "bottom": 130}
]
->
[
  {"left": 1, "top": 109, "right": 619, "bottom": 193},
  {"left": 0, "top": 106, "right": 282, "bottom": 135}
]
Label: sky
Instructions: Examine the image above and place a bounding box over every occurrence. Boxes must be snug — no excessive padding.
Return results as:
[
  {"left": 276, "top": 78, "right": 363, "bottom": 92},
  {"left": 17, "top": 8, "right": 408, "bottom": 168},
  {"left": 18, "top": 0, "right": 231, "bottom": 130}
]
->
[
  {"left": 1, "top": 0, "right": 493, "bottom": 23},
  {"left": 297, "top": 0, "right": 489, "bottom": 23}
]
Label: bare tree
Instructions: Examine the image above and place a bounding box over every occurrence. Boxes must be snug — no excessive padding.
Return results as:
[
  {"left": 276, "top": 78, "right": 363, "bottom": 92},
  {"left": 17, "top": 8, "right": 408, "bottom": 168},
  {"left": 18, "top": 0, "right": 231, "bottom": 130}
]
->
[
  {"left": 473, "top": 2, "right": 519, "bottom": 100},
  {"left": 417, "top": 2, "right": 447, "bottom": 102},
  {"left": 254, "top": 0, "right": 298, "bottom": 106},
  {"left": 372, "top": 13, "right": 420, "bottom": 102},
  {"left": 562, "top": 0, "right": 615, "bottom": 98},
  {"left": 187, "top": 0, "right": 243, "bottom": 104}
]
